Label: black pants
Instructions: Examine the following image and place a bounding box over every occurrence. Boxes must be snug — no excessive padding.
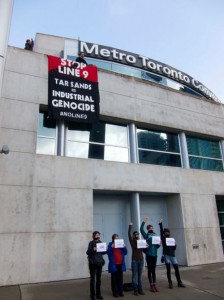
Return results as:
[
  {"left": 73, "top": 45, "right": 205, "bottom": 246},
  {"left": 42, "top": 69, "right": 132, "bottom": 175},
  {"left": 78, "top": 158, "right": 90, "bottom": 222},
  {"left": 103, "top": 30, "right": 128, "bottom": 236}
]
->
[
  {"left": 89, "top": 263, "right": 102, "bottom": 298},
  {"left": 166, "top": 263, "right": 181, "bottom": 283},
  {"left": 146, "top": 255, "right": 157, "bottom": 284},
  {"left": 111, "top": 264, "right": 123, "bottom": 296}
]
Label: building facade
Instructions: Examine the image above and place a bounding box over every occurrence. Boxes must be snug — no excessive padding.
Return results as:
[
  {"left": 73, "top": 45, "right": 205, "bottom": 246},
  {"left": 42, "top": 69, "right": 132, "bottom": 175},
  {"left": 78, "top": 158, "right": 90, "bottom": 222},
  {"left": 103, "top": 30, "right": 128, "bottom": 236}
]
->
[{"left": 0, "top": 33, "right": 224, "bottom": 286}]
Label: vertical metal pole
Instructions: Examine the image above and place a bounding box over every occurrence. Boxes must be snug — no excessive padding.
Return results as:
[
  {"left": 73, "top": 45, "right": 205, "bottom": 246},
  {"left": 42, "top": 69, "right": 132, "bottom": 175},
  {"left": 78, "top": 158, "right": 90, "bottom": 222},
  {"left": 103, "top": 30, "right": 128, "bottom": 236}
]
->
[
  {"left": 128, "top": 123, "right": 140, "bottom": 231},
  {"left": 130, "top": 193, "right": 141, "bottom": 232},
  {"left": 179, "top": 132, "right": 190, "bottom": 168},
  {"left": 129, "top": 123, "right": 138, "bottom": 163},
  {"left": 0, "top": 0, "right": 14, "bottom": 97},
  {"left": 220, "top": 140, "right": 224, "bottom": 168},
  {"left": 57, "top": 120, "right": 65, "bottom": 156}
]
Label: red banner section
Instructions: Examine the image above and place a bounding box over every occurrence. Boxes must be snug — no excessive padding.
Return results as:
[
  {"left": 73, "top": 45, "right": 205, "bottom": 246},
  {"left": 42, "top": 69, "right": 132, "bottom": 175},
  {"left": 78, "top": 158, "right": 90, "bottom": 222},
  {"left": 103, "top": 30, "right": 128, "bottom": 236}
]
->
[{"left": 48, "top": 55, "right": 100, "bottom": 123}]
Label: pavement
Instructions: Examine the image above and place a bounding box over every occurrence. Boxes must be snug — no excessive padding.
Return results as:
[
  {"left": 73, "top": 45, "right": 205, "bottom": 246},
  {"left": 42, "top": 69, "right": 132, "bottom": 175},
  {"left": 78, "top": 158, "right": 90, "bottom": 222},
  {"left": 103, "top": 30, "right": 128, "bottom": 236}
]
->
[{"left": 0, "top": 262, "right": 224, "bottom": 300}]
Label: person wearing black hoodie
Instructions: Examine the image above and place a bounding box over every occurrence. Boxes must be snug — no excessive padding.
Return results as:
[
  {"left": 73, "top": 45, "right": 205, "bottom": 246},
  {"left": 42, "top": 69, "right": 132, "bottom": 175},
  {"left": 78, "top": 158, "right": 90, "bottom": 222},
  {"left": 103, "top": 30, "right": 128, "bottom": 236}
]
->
[
  {"left": 86, "top": 231, "right": 106, "bottom": 300},
  {"left": 159, "top": 219, "right": 185, "bottom": 289}
]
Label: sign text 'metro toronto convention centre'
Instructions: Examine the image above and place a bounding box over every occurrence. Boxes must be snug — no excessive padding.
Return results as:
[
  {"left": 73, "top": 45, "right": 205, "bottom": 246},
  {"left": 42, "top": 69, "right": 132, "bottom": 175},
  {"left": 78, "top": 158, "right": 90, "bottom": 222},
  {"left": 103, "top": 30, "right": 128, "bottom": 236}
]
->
[{"left": 80, "top": 41, "right": 218, "bottom": 102}]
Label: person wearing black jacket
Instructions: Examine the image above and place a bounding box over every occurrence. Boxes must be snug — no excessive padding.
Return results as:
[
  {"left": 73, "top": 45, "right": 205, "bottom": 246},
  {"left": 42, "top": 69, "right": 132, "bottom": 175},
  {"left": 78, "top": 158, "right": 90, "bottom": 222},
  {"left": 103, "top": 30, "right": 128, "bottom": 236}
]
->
[
  {"left": 76, "top": 51, "right": 88, "bottom": 65},
  {"left": 86, "top": 231, "right": 106, "bottom": 300},
  {"left": 24, "top": 38, "right": 34, "bottom": 51},
  {"left": 159, "top": 219, "right": 185, "bottom": 289}
]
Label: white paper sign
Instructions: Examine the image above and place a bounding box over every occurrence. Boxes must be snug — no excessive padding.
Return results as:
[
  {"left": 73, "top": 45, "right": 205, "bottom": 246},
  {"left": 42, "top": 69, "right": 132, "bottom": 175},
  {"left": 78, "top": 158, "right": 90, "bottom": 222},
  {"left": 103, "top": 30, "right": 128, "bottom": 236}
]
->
[
  {"left": 137, "top": 240, "right": 147, "bottom": 249},
  {"left": 152, "top": 236, "right": 161, "bottom": 245},
  {"left": 115, "top": 239, "right": 124, "bottom": 248},
  {"left": 96, "top": 242, "right": 107, "bottom": 252},
  {"left": 166, "top": 238, "right": 175, "bottom": 246}
]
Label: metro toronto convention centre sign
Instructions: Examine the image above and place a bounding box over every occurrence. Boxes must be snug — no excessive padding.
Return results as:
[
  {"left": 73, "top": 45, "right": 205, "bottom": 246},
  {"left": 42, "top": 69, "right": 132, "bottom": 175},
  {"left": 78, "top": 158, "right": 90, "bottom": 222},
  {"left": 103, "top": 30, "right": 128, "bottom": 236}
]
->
[{"left": 80, "top": 41, "right": 218, "bottom": 102}]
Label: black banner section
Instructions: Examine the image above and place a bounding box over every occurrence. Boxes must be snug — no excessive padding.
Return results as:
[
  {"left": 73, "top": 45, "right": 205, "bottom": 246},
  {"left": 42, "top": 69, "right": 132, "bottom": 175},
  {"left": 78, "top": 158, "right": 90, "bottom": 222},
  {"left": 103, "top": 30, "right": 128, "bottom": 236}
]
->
[{"left": 48, "top": 55, "right": 100, "bottom": 123}]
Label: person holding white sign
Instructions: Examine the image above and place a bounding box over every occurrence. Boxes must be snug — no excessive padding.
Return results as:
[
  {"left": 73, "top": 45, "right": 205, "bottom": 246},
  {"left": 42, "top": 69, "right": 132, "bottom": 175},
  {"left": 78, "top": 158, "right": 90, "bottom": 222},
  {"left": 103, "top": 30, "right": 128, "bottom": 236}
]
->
[
  {"left": 86, "top": 231, "right": 107, "bottom": 300},
  {"left": 140, "top": 217, "right": 161, "bottom": 293},
  {"left": 107, "top": 234, "right": 128, "bottom": 297},
  {"left": 159, "top": 219, "right": 186, "bottom": 289},
  {"left": 128, "top": 223, "right": 145, "bottom": 296}
]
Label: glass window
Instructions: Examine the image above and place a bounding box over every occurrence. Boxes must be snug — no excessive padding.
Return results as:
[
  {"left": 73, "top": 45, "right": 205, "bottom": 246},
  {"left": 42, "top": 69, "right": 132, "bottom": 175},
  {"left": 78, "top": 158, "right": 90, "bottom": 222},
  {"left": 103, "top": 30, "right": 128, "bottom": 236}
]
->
[
  {"left": 137, "top": 128, "right": 181, "bottom": 167},
  {"left": 218, "top": 213, "right": 224, "bottom": 226},
  {"left": 220, "top": 227, "right": 224, "bottom": 240},
  {"left": 217, "top": 200, "right": 224, "bottom": 211},
  {"left": 187, "top": 136, "right": 223, "bottom": 172},
  {"left": 112, "top": 64, "right": 142, "bottom": 78},
  {"left": 105, "top": 124, "right": 128, "bottom": 147},
  {"left": 138, "top": 150, "right": 181, "bottom": 167},
  {"left": 137, "top": 129, "right": 180, "bottom": 153},
  {"left": 36, "top": 112, "right": 56, "bottom": 155},
  {"left": 104, "top": 146, "right": 129, "bottom": 163},
  {"left": 189, "top": 156, "right": 223, "bottom": 172},
  {"left": 187, "top": 136, "right": 222, "bottom": 158},
  {"left": 66, "top": 141, "right": 89, "bottom": 158},
  {"left": 141, "top": 71, "right": 164, "bottom": 84},
  {"left": 66, "top": 121, "right": 129, "bottom": 162},
  {"left": 216, "top": 197, "right": 224, "bottom": 252}
]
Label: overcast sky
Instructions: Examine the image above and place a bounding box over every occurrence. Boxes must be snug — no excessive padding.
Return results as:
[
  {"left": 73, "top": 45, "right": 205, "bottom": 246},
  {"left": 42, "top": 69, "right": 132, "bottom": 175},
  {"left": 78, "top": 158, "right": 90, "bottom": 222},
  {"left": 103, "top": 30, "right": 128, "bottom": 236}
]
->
[{"left": 8, "top": 0, "right": 224, "bottom": 103}]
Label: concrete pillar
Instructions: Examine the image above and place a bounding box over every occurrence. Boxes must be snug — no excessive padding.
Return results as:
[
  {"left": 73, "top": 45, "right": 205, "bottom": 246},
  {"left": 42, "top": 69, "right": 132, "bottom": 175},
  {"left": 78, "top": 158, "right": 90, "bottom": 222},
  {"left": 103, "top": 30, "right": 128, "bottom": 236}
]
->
[
  {"left": 57, "top": 120, "right": 65, "bottom": 156},
  {"left": 179, "top": 132, "right": 190, "bottom": 168},
  {"left": 0, "top": 0, "right": 14, "bottom": 97}
]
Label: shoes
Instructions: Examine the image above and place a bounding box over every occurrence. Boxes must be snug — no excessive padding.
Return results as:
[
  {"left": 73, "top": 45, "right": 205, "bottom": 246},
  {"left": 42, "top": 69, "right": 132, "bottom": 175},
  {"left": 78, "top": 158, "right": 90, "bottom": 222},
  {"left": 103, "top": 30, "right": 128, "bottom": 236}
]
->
[
  {"left": 138, "top": 289, "right": 145, "bottom": 295},
  {"left": 154, "top": 285, "right": 159, "bottom": 292},
  {"left": 113, "top": 294, "right": 119, "bottom": 298},
  {"left": 119, "top": 292, "right": 124, "bottom": 297},
  {"left": 150, "top": 284, "right": 156, "bottom": 292},
  {"left": 133, "top": 289, "right": 138, "bottom": 296},
  {"left": 169, "top": 281, "right": 173, "bottom": 289},
  {"left": 178, "top": 281, "right": 186, "bottom": 288},
  {"left": 96, "top": 296, "right": 104, "bottom": 300}
]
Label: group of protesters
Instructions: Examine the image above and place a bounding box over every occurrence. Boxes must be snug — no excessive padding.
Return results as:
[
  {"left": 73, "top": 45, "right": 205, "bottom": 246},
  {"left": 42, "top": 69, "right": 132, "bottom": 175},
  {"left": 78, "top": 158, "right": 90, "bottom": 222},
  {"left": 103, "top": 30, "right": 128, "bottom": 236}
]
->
[{"left": 86, "top": 217, "right": 185, "bottom": 300}]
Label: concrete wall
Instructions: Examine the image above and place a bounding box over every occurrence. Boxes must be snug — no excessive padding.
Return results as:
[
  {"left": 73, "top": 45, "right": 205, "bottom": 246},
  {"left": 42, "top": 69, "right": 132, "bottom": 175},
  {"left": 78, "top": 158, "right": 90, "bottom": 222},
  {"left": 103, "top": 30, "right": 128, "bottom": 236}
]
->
[{"left": 0, "top": 40, "right": 224, "bottom": 286}]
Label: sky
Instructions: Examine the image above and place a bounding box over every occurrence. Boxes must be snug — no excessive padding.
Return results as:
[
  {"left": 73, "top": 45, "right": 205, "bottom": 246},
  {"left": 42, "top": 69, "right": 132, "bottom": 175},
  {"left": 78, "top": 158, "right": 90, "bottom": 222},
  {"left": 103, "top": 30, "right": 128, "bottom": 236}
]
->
[{"left": 8, "top": 0, "right": 224, "bottom": 103}]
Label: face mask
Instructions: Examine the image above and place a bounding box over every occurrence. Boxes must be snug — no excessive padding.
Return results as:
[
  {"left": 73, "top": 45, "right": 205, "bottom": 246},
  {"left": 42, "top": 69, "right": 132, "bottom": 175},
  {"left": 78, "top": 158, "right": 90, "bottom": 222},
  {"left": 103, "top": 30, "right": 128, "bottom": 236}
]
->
[
  {"left": 165, "top": 233, "right": 170, "bottom": 237},
  {"left": 148, "top": 230, "right": 153, "bottom": 233},
  {"left": 94, "top": 237, "right": 100, "bottom": 241}
]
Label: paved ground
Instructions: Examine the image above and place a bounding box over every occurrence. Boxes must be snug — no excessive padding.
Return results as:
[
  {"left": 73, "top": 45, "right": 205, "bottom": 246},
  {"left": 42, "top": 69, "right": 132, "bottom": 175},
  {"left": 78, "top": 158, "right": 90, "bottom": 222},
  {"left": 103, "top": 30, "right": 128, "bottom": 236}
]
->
[{"left": 0, "top": 262, "right": 224, "bottom": 300}]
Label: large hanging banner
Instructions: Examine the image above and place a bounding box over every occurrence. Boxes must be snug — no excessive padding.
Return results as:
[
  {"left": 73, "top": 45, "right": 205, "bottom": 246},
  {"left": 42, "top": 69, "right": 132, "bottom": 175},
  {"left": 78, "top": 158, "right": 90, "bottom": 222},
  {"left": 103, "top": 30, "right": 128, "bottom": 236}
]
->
[{"left": 48, "top": 55, "right": 100, "bottom": 123}]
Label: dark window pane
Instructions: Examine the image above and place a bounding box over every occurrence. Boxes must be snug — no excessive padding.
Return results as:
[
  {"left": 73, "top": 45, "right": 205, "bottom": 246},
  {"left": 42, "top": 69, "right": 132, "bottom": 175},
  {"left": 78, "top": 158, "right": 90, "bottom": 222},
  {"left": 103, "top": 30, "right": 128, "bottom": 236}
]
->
[
  {"left": 88, "top": 143, "right": 104, "bottom": 159},
  {"left": 218, "top": 213, "right": 224, "bottom": 226},
  {"left": 141, "top": 71, "right": 164, "bottom": 83},
  {"left": 89, "top": 123, "right": 106, "bottom": 143},
  {"left": 220, "top": 227, "right": 224, "bottom": 240},
  {"left": 189, "top": 156, "right": 223, "bottom": 171},
  {"left": 216, "top": 200, "right": 224, "bottom": 212},
  {"left": 138, "top": 150, "right": 181, "bottom": 167},
  {"left": 187, "top": 136, "right": 221, "bottom": 158},
  {"left": 137, "top": 130, "right": 180, "bottom": 153}
]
